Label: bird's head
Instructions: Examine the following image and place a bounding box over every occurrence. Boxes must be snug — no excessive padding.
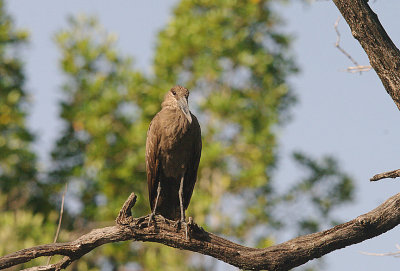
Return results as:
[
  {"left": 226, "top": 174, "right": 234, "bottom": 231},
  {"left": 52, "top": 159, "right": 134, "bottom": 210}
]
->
[{"left": 162, "top": 85, "right": 192, "bottom": 123}]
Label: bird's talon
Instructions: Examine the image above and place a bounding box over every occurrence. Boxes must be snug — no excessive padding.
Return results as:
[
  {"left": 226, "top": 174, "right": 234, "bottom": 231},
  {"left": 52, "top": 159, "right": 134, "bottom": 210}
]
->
[
  {"left": 160, "top": 215, "right": 166, "bottom": 224},
  {"left": 179, "top": 219, "right": 188, "bottom": 239},
  {"left": 184, "top": 223, "right": 189, "bottom": 239},
  {"left": 147, "top": 213, "right": 155, "bottom": 227}
]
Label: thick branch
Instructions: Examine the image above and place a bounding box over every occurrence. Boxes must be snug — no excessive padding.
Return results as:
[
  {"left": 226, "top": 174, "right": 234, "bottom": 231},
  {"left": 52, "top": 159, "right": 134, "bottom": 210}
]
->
[
  {"left": 2, "top": 192, "right": 400, "bottom": 271},
  {"left": 332, "top": 0, "right": 400, "bottom": 110}
]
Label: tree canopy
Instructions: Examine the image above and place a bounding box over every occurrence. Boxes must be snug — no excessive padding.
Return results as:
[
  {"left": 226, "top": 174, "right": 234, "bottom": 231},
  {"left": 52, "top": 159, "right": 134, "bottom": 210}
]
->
[{"left": 0, "top": 0, "right": 356, "bottom": 270}]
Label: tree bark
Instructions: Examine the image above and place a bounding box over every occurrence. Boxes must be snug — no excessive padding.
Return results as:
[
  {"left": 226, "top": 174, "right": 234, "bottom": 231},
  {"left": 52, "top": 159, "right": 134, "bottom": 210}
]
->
[
  {"left": 2, "top": 192, "right": 400, "bottom": 271},
  {"left": 371, "top": 168, "right": 400, "bottom": 181},
  {"left": 332, "top": 0, "right": 400, "bottom": 110}
]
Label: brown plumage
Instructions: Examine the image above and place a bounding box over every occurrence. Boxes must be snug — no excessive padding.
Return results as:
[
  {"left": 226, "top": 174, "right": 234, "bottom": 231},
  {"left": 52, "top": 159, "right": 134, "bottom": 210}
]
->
[{"left": 146, "top": 85, "right": 202, "bottom": 222}]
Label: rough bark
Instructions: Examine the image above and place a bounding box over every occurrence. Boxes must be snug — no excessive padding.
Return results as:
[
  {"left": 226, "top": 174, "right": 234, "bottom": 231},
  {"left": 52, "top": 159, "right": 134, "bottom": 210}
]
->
[
  {"left": 2, "top": 192, "right": 400, "bottom": 271},
  {"left": 370, "top": 168, "right": 400, "bottom": 182},
  {"left": 332, "top": 0, "right": 400, "bottom": 110}
]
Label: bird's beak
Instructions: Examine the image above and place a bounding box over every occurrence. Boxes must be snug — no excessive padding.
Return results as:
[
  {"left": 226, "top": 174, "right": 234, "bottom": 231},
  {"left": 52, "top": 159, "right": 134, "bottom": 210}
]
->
[{"left": 177, "top": 97, "right": 192, "bottom": 123}]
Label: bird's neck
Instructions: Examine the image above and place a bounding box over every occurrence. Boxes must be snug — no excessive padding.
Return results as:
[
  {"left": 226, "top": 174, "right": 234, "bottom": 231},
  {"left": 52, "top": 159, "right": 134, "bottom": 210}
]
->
[
  {"left": 161, "top": 99, "right": 175, "bottom": 109},
  {"left": 161, "top": 104, "right": 184, "bottom": 116},
  {"left": 161, "top": 106, "right": 191, "bottom": 131}
]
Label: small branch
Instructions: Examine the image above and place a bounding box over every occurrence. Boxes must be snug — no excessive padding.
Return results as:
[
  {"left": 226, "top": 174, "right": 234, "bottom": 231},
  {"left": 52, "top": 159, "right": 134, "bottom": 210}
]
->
[
  {"left": 360, "top": 251, "right": 400, "bottom": 257},
  {"left": 47, "top": 183, "right": 68, "bottom": 265},
  {"left": 53, "top": 184, "right": 68, "bottom": 243},
  {"left": 334, "top": 17, "right": 372, "bottom": 73},
  {"left": 361, "top": 243, "right": 400, "bottom": 257},
  {"left": 370, "top": 169, "right": 400, "bottom": 182},
  {"left": 344, "top": 65, "right": 372, "bottom": 73},
  {"left": 334, "top": 17, "right": 359, "bottom": 67},
  {"left": 2, "top": 192, "right": 400, "bottom": 270}
]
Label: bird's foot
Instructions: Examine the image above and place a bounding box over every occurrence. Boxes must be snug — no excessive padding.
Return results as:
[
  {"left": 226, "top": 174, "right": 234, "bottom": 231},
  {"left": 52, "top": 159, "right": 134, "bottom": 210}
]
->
[
  {"left": 171, "top": 219, "right": 180, "bottom": 228},
  {"left": 158, "top": 215, "right": 167, "bottom": 224},
  {"left": 147, "top": 212, "right": 156, "bottom": 227},
  {"left": 176, "top": 218, "right": 188, "bottom": 240},
  {"left": 147, "top": 213, "right": 167, "bottom": 227},
  {"left": 183, "top": 220, "right": 188, "bottom": 240}
]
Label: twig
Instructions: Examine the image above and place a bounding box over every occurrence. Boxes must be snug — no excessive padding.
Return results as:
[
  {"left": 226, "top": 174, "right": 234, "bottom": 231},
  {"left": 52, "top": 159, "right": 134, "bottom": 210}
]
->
[
  {"left": 3, "top": 192, "right": 400, "bottom": 271},
  {"left": 360, "top": 251, "right": 400, "bottom": 257},
  {"left": 334, "top": 17, "right": 372, "bottom": 73},
  {"left": 370, "top": 169, "right": 400, "bottom": 182},
  {"left": 361, "top": 244, "right": 400, "bottom": 258},
  {"left": 344, "top": 65, "right": 372, "bottom": 73},
  {"left": 46, "top": 183, "right": 68, "bottom": 265},
  {"left": 335, "top": 17, "right": 359, "bottom": 66}
]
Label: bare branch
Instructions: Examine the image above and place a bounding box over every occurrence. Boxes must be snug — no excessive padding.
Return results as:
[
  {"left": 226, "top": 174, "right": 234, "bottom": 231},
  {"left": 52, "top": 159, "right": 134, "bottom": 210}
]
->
[
  {"left": 332, "top": 0, "right": 400, "bottom": 110},
  {"left": 334, "top": 17, "right": 359, "bottom": 67},
  {"left": 334, "top": 17, "right": 372, "bottom": 73},
  {"left": 2, "top": 192, "right": 400, "bottom": 271},
  {"left": 370, "top": 169, "right": 400, "bottom": 182},
  {"left": 361, "top": 243, "right": 400, "bottom": 258},
  {"left": 344, "top": 65, "right": 372, "bottom": 73},
  {"left": 53, "top": 184, "right": 68, "bottom": 244},
  {"left": 47, "top": 183, "right": 68, "bottom": 266},
  {"left": 360, "top": 251, "right": 400, "bottom": 257}
]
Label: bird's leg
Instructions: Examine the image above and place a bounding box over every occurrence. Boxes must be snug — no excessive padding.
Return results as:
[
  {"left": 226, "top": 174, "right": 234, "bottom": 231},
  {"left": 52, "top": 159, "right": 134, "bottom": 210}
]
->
[
  {"left": 179, "top": 175, "right": 188, "bottom": 239},
  {"left": 148, "top": 182, "right": 161, "bottom": 227}
]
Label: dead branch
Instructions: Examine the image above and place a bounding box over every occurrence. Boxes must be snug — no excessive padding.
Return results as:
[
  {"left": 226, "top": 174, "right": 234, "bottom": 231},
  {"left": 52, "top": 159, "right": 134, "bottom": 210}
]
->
[
  {"left": 334, "top": 17, "right": 359, "bottom": 67},
  {"left": 2, "top": 192, "right": 400, "bottom": 271},
  {"left": 46, "top": 183, "right": 68, "bottom": 266},
  {"left": 344, "top": 65, "right": 372, "bottom": 73},
  {"left": 370, "top": 169, "right": 400, "bottom": 182},
  {"left": 334, "top": 17, "right": 372, "bottom": 73},
  {"left": 332, "top": 0, "right": 400, "bottom": 110},
  {"left": 360, "top": 244, "right": 400, "bottom": 258}
]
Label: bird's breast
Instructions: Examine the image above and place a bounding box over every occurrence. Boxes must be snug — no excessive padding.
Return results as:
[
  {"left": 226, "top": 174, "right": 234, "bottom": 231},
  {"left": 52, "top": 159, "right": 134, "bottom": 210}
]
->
[{"left": 159, "top": 112, "right": 193, "bottom": 178}]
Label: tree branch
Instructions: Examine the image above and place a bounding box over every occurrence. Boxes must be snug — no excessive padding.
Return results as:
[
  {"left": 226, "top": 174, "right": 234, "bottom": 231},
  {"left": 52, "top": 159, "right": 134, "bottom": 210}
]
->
[
  {"left": 2, "top": 192, "right": 400, "bottom": 271},
  {"left": 370, "top": 169, "right": 400, "bottom": 182},
  {"left": 334, "top": 17, "right": 360, "bottom": 68},
  {"left": 332, "top": 0, "right": 400, "bottom": 110}
]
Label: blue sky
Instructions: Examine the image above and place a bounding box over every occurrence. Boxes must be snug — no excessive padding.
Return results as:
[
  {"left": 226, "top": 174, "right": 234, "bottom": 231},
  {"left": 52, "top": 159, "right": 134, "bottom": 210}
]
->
[{"left": 6, "top": 1, "right": 400, "bottom": 270}]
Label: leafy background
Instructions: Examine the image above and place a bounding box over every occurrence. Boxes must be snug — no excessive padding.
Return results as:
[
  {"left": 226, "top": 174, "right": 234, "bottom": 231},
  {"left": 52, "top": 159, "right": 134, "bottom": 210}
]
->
[{"left": 1, "top": 0, "right": 400, "bottom": 270}]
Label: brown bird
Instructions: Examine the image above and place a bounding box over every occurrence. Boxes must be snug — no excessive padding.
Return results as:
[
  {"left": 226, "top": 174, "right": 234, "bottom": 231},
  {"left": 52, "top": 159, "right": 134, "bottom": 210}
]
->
[{"left": 146, "top": 85, "right": 202, "bottom": 228}]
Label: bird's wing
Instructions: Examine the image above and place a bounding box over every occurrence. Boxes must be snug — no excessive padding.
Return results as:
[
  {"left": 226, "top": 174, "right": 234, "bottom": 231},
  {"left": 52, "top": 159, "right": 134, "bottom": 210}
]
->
[
  {"left": 183, "top": 115, "right": 202, "bottom": 210},
  {"left": 146, "top": 115, "right": 161, "bottom": 211}
]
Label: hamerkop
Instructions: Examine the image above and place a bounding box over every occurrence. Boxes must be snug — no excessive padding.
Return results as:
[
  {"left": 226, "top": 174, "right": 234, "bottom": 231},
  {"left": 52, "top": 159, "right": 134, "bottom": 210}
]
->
[{"left": 146, "top": 85, "right": 202, "bottom": 229}]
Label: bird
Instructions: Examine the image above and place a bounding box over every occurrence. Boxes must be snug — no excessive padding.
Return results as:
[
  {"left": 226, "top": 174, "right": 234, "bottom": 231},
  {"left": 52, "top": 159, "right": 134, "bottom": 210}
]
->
[{"left": 146, "top": 85, "right": 202, "bottom": 232}]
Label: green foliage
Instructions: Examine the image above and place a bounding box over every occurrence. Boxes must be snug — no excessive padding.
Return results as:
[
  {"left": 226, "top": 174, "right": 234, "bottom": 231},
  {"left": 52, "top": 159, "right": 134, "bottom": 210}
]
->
[
  {"left": 292, "top": 152, "right": 354, "bottom": 214},
  {"left": 50, "top": 16, "right": 150, "bottom": 221},
  {"left": 50, "top": 15, "right": 159, "bottom": 269},
  {"left": 290, "top": 152, "right": 354, "bottom": 233},
  {"left": 0, "top": 2, "right": 56, "bottom": 269},
  {"left": 0, "top": 0, "right": 355, "bottom": 270},
  {"left": 0, "top": 207, "right": 56, "bottom": 269},
  {"left": 0, "top": 0, "right": 42, "bottom": 212},
  {"left": 273, "top": 152, "right": 354, "bottom": 237},
  {"left": 0, "top": 0, "right": 55, "bottom": 215}
]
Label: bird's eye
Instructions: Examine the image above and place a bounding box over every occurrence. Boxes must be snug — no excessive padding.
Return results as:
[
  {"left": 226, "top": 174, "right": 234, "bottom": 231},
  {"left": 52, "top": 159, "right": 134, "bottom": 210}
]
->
[{"left": 171, "top": 90, "right": 176, "bottom": 95}]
